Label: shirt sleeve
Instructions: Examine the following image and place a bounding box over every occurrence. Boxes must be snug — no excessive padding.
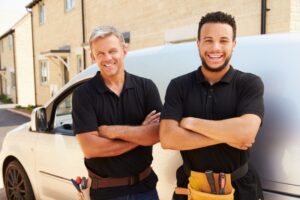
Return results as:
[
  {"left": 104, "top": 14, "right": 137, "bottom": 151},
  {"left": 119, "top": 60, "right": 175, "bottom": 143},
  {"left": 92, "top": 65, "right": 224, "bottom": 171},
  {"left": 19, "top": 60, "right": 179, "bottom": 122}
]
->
[
  {"left": 236, "top": 74, "right": 264, "bottom": 121},
  {"left": 144, "top": 79, "right": 163, "bottom": 114},
  {"left": 161, "top": 79, "right": 183, "bottom": 122},
  {"left": 72, "top": 85, "right": 98, "bottom": 134}
]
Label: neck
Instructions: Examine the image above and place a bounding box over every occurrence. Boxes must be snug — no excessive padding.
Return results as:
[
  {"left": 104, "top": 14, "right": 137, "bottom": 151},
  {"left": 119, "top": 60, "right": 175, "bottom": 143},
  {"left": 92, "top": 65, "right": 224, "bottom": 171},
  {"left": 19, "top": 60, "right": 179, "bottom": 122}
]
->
[
  {"left": 201, "top": 65, "right": 230, "bottom": 85},
  {"left": 102, "top": 71, "right": 125, "bottom": 96}
]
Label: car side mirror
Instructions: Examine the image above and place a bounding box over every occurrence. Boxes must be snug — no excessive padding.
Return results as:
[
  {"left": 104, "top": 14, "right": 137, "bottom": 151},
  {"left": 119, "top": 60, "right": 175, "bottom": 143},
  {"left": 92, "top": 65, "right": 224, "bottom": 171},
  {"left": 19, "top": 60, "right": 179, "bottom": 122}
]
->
[{"left": 30, "top": 107, "right": 48, "bottom": 132}]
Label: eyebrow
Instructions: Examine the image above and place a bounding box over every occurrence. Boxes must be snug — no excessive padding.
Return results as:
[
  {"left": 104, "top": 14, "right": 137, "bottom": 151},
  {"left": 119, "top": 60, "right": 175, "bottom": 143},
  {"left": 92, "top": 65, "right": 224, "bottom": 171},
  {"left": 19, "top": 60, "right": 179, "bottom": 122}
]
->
[
  {"left": 95, "top": 47, "right": 119, "bottom": 53},
  {"left": 202, "top": 36, "right": 231, "bottom": 40}
]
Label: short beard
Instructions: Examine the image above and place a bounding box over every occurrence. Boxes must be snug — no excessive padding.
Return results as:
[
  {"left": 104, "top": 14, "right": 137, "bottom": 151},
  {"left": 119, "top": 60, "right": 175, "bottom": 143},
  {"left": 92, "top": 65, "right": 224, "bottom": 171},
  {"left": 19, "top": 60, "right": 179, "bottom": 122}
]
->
[{"left": 200, "top": 55, "right": 231, "bottom": 72}]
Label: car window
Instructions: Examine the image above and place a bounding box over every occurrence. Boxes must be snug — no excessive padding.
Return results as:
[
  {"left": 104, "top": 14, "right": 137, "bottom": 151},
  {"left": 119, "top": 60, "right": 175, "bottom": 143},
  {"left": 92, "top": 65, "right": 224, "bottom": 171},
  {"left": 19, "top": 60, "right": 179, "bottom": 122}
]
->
[{"left": 53, "top": 93, "right": 73, "bottom": 135}]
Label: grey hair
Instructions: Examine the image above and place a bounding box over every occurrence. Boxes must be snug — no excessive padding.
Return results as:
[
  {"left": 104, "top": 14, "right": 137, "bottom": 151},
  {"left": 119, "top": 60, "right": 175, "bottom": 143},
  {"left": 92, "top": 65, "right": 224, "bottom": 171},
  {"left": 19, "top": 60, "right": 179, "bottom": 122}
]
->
[{"left": 89, "top": 26, "right": 125, "bottom": 49}]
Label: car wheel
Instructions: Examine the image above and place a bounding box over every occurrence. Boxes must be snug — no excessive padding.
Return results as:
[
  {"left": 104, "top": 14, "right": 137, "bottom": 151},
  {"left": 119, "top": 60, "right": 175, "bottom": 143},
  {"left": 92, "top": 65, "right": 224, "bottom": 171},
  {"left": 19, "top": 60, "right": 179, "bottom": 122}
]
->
[{"left": 4, "top": 160, "right": 35, "bottom": 200}]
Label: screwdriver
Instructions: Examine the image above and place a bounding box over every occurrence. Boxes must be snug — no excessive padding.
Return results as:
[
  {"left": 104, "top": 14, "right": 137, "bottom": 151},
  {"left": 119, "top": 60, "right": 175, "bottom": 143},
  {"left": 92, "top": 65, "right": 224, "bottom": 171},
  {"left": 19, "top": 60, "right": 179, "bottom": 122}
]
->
[
  {"left": 219, "top": 172, "right": 226, "bottom": 194},
  {"left": 71, "top": 178, "right": 81, "bottom": 192},
  {"left": 81, "top": 177, "right": 87, "bottom": 189},
  {"left": 205, "top": 170, "right": 217, "bottom": 194}
]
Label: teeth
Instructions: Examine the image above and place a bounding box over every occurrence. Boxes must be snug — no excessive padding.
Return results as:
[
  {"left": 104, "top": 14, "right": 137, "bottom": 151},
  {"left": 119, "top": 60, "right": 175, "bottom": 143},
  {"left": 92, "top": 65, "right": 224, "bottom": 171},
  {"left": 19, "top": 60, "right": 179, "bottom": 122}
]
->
[{"left": 208, "top": 54, "right": 222, "bottom": 58}]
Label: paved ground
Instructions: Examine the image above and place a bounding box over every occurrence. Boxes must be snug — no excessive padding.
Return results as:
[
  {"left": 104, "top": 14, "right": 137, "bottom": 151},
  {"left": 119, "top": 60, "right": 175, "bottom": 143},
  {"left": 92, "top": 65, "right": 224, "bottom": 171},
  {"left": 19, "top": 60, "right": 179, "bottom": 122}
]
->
[{"left": 0, "top": 104, "right": 30, "bottom": 200}]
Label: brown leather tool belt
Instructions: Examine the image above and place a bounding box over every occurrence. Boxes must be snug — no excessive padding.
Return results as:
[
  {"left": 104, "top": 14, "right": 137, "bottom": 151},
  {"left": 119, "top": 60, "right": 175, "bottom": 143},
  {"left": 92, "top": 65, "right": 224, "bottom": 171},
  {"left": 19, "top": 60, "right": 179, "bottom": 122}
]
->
[{"left": 88, "top": 166, "right": 152, "bottom": 189}]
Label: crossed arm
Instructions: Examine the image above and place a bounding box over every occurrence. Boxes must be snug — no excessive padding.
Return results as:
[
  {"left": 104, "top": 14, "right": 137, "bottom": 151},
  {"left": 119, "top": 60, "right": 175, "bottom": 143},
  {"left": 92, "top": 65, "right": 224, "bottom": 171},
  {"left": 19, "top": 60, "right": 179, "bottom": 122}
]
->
[
  {"left": 76, "top": 110, "right": 160, "bottom": 159},
  {"left": 160, "top": 114, "right": 261, "bottom": 151}
]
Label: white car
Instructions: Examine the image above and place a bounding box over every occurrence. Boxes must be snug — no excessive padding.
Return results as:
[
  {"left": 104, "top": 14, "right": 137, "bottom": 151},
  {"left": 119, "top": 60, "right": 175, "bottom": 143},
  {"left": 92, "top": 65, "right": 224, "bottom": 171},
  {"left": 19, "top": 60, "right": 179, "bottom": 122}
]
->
[
  {"left": 1, "top": 33, "right": 300, "bottom": 200},
  {"left": 0, "top": 63, "right": 181, "bottom": 200}
]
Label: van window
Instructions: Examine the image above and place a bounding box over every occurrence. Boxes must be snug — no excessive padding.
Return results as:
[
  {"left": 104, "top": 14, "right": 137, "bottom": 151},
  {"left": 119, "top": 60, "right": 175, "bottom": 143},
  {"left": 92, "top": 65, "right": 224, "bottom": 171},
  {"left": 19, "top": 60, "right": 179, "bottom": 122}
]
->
[{"left": 53, "top": 93, "right": 73, "bottom": 135}]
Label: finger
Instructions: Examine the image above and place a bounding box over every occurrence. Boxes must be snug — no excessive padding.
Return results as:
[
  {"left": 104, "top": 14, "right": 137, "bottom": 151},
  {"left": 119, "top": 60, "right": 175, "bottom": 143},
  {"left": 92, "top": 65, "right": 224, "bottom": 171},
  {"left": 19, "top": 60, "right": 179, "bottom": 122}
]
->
[
  {"left": 153, "top": 119, "right": 160, "bottom": 123},
  {"left": 146, "top": 110, "right": 157, "bottom": 118},
  {"left": 148, "top": 112, "right": 161, "bottom": 121},
  {"left": 244, "top": 143, "right": 252, "bottom": 148},
  {"left": 143, "top": 111, "right": 156, "bottom": 122}
]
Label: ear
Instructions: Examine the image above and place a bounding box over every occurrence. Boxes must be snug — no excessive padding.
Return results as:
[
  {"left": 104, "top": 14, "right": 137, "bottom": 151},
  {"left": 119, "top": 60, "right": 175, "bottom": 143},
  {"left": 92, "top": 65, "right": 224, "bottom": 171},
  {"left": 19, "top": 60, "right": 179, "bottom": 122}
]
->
[
  {"left": 196, "top": 39, "right": 201, "bottom": 48},
  {"left": 232, "top": 40, "right": 237, "bottom": 49},
  {"left": 123, "top": 44, "right": 128, "bottom": 56},
  {"left": 90, "top": 52, "right": 95, "bottom": 63}
]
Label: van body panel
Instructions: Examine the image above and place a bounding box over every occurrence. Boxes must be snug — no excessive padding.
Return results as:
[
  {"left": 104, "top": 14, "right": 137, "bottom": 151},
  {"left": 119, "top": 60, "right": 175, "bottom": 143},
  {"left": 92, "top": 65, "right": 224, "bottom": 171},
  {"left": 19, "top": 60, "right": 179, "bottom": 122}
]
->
[{"left": 125, "top": 32, "right": 300, "bottom": 199}]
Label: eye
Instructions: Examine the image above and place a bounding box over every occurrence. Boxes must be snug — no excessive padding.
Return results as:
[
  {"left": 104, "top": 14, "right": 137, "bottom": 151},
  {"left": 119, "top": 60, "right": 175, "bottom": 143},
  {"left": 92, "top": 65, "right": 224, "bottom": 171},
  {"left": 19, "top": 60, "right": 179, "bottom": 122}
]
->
[
  {"left": 109, "top": 49, "right": 118, "bottom": 54},
  {"left": 204, "top": 39, "right": 213, "bottom": 44},
  {"left": 220, "top": 39, "right": 229, "bottom": 44}
]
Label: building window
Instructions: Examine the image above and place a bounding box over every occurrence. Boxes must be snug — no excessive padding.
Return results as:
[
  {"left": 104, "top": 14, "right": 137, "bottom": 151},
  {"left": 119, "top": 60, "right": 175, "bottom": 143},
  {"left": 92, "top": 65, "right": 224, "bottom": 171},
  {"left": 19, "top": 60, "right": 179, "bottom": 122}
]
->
[
  {"left": 77, "top": 55, "right": 82, "bottom": 73},
  {"left": 40, "top": 61, "right": 48, "bottom": 84},
  {"left": 122, "top": 32, "right": 130, "bottom": 43},
  {"left": 39, "top": 2, "right": 45, "bottom": 25},
  {"left": 0, "top": 40, "right": 3, "bottom": 52},
  {"left": 65, "top": 0, "right": 75, "bottom": 11},
  {"left": 11, "top": 72, "right": 16, "bottom": 87},
  {"left": 8, "top": 35, "right": 13, "bottom": 50}
]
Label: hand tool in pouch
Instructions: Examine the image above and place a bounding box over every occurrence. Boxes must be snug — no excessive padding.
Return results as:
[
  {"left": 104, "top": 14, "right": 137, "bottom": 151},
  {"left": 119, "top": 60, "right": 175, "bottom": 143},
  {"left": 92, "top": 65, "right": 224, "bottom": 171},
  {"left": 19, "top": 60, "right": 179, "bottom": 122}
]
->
[
  {"left": 218, "top": 172, "right": 226, "bottom": 194},
  {"left": 205, "top": 170, "right": 217, "bottom": 194},
  {"left": 71, "top": 178, "right": 81, "bottom": 192}
]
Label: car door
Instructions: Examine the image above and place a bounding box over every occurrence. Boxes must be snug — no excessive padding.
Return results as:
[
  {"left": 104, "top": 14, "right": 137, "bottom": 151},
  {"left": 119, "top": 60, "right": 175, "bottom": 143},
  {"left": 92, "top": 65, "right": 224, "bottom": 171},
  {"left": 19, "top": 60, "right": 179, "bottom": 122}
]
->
[{"left": 35, "top": 91, "right": 88, "bottom": 200}]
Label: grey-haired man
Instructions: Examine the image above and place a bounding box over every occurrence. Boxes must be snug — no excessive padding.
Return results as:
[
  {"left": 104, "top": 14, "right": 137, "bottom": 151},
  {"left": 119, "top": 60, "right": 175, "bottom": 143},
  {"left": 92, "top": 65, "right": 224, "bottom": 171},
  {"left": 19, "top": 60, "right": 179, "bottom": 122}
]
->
[{"left": 72, "top": 26, "right": 162, "bottom": 200}]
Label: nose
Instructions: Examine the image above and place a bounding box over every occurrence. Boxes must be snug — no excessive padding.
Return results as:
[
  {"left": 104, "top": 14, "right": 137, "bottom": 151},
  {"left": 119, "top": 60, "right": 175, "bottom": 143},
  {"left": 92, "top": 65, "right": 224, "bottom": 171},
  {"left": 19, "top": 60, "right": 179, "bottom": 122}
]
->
[
  {"left": 211, "top": 42, "right": 221, "bottom": 51},
  {"left": 103, "top": 53, "right": 113, "bottom": 61}
]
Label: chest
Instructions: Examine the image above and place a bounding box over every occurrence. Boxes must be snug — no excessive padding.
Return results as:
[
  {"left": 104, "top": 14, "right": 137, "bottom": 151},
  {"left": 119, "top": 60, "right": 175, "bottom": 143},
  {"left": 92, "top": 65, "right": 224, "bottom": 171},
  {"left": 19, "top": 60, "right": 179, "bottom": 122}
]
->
[
  {"left": 95, "top": 88, "right": 146, "bottom": 125},
  {"left": 183, "top": 83, "right": 238, "bottom": 120}
]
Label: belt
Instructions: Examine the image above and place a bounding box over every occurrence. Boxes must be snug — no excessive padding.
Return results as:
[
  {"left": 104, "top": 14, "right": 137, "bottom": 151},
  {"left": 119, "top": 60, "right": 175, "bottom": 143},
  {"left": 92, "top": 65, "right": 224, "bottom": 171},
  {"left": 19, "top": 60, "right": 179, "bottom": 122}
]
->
[
  {"left": 183, "top": 161, "right": 248, "bottom": 181},
  {"left": 88, "top": 166, "right": 152, "bottom": 189},
  {"left": 231, "top": 161, "right": 248, "bottom": 181}
]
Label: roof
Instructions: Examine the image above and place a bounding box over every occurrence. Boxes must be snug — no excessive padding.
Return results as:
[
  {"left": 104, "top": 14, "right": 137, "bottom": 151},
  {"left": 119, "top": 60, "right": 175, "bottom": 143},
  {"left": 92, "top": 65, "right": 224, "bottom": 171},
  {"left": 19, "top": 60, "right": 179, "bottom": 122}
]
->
[
  {"left": 0, "top": 29, "right": 14, "bottom": 40},
  {"left": 26, "top": 0, "right": 42, "bottom": 9},
  {"left": 41, "top": 45, "right": 71, "bottom": 54}
]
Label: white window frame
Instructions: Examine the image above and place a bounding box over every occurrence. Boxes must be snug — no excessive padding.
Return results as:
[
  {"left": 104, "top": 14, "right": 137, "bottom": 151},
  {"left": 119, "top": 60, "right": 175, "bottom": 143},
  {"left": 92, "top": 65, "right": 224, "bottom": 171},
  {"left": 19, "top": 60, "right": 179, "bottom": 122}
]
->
[
  {"left": 39, "top": 2, "right": 46, "bottom": 25},
  {"left": 40, "top": 60, "right": 48, "bottom": 84},
  {"left": 65, "top": 0, "right": 75, "bottom": 11}
]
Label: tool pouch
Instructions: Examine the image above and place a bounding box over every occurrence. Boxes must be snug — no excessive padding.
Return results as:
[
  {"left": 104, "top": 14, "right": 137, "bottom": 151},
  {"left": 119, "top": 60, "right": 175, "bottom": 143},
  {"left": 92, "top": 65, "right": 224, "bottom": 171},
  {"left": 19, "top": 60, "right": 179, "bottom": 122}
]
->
[
  {"left": 175, "top": 171, "right": 234, "bottom": 200},
  {"left": 78, "top": 178, "right": 91, "bottom": 200}
]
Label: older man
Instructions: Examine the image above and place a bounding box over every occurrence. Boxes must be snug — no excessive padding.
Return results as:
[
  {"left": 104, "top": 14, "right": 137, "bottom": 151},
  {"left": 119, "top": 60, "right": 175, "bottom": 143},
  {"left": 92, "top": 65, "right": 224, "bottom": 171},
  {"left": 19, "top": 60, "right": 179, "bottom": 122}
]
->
[{"left": 72, "top": 26, "right": 162, "bottom": 200}]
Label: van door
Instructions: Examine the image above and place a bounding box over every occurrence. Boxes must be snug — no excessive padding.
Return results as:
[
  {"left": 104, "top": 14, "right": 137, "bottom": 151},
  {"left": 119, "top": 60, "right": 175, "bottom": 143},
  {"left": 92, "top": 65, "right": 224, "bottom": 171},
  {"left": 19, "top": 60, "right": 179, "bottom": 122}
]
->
[{"left": 35, "top": 92, "right": 87, "bottom": 200}]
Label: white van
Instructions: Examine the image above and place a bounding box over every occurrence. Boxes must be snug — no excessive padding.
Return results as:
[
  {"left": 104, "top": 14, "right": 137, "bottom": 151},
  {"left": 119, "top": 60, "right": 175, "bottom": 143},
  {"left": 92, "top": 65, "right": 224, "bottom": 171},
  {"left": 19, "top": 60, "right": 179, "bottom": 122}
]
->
[{"left": 0, "top": 33, "right": 299, "bottom": 200}]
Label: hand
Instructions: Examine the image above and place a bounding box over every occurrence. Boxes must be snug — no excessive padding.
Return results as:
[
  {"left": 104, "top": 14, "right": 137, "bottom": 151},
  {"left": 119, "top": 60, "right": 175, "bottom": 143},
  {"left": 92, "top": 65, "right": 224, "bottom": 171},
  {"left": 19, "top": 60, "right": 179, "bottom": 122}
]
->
[
  {"left": 180, "top": 117, "right": 194, "bottom": 130},
  {"left": 98, "top": 125, "right": 116, "bottom": 139},
  {"left": 227, "top": 142, "right": 253, "bottom": 150},
  {"left": 142, "top": 110, "right": 160, "bottom": 125}
]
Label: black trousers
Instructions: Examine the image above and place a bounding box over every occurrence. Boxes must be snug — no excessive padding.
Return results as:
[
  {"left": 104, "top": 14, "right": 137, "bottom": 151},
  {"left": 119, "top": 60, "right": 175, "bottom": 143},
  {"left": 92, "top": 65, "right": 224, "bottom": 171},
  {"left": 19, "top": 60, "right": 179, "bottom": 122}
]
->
[{"left": 172, "top": 165, "right": 264, "bottom": 200}]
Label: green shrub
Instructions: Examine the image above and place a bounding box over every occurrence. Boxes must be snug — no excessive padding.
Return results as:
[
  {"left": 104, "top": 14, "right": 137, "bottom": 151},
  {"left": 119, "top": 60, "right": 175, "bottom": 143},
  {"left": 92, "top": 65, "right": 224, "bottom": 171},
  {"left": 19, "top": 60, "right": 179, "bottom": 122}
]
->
[
  {"left": 0, "top": 94, "right": 13, "bottom": 103},
  {"left": 14, "top": 104, "right": 37, "bottom": 112}
]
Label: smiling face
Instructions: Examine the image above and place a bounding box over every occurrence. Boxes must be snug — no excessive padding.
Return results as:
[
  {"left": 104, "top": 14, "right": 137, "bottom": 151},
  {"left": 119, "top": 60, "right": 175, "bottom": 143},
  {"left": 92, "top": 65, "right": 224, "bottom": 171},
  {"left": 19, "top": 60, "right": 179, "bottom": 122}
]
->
[
  {"left": 90, "top": 34, "right": 127, "bottom": 80},
  {"left": 197, "top": 23, "right": 236, "bottom": 72}
]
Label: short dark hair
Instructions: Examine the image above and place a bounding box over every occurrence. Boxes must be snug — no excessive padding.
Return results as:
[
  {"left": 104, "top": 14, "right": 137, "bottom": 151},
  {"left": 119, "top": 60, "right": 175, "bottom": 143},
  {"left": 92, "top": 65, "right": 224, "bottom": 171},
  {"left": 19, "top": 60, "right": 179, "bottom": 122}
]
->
[{"left": 197, "top": 11, "right": 236, "bottom": 40}]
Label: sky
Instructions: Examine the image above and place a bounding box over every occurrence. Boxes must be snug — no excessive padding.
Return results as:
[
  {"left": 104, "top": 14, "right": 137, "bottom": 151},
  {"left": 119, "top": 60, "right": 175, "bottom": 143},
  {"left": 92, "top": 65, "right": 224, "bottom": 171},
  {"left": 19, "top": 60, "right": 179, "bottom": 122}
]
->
[{"left": 0, "top": 0, "right": 32, "bottom": 35}]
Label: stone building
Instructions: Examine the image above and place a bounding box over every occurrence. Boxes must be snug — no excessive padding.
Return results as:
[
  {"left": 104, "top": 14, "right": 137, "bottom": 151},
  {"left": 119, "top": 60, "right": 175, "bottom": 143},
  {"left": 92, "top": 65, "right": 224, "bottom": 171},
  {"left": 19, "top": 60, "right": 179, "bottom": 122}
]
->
[{"left": 24, "top": 0, "right": 300, "bottom": 105}]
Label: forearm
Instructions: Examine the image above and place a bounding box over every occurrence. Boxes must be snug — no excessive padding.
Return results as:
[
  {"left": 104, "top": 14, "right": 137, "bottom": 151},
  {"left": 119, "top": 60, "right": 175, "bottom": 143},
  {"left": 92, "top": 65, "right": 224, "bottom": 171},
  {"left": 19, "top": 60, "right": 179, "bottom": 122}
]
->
[
  {"left": 98, "top": 124, "right": 160, "bottom": 146},
  {"left": 76, "top": 132, "right": 138, "bottom": 158},
  {"left": 180, "top": 114, "right": 261, "bottom": 146},
  {"left": 160, "top": 120, "right": 221, "bottom": 150}
]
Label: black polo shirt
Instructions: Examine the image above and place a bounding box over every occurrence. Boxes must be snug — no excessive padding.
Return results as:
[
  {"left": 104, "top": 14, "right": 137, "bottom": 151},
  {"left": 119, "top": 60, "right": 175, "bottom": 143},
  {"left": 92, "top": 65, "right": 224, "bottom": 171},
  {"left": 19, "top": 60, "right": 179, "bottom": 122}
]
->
[
  {"left": 72, "top": 71, "right": 162, "bottom": 199},
  {"left": 161, "top": 66, "right": 264, "bottom": 173}
]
